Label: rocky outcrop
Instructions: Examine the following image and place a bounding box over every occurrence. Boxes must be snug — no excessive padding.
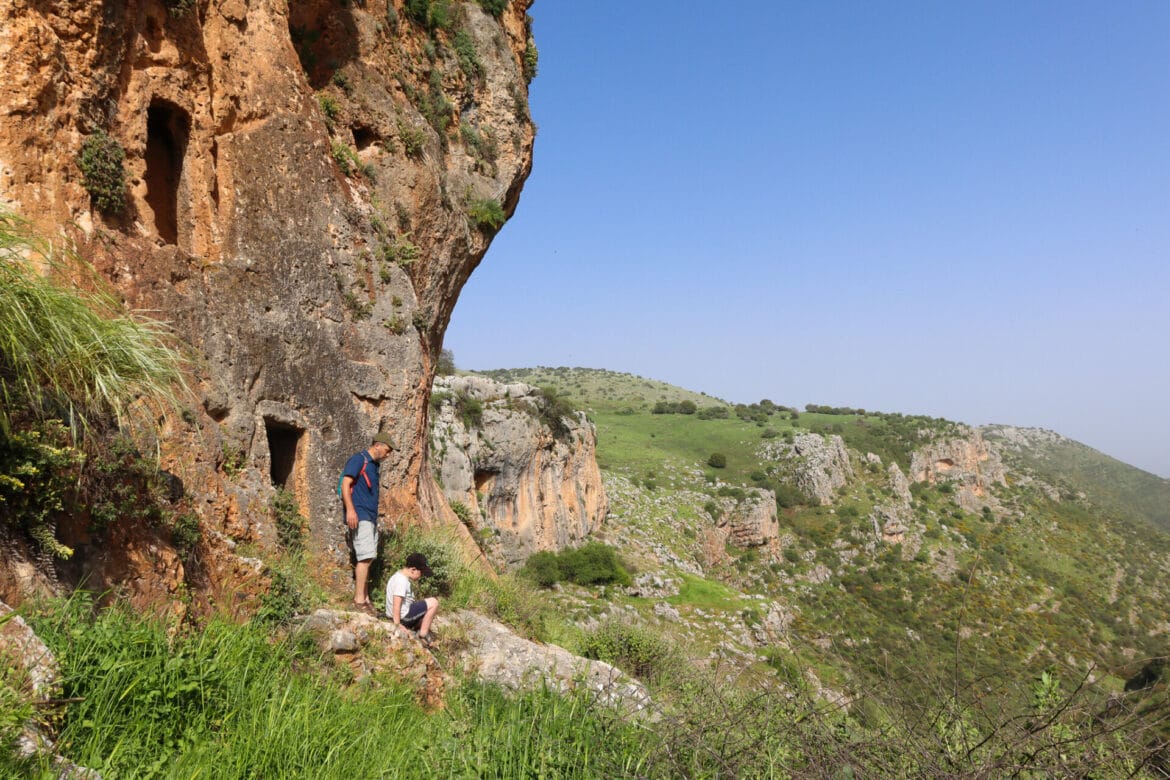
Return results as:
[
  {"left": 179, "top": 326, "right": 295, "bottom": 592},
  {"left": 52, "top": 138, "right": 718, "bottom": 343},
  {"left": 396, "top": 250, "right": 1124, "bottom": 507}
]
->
[
  {"left": 869, "top": 463, "right": 920, "bottom": 554},
  {"left": 438, "top": 609, "right": 650, "bottom": 713},
  {"left": 429, "top": 375, "right": 606, "bottom": 567},
  {"left": 760, "top": 433, "right": 854, "bottom": 505},
  {"left": 909, "top": 428, "right": 1006, "bottom": 512},
  {"left": 714, "top": 488, "right": 779, "bottom": 550},
  {"left": 0, "top": 0, "right": 537, "bottom": 602},
  {"left": 299, "top": 607, "right": 448, "bottom": 710}
]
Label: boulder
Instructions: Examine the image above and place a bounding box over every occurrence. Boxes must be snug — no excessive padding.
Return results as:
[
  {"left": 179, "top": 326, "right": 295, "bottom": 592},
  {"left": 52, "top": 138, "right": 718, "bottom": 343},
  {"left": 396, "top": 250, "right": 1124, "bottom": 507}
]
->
[{"left": 437, "top": 610, "right": 651, "bottom": 714}]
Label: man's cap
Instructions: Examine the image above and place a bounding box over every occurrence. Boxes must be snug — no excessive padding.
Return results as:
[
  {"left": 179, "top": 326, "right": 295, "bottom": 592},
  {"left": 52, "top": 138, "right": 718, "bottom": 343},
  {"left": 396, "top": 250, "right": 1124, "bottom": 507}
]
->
[
  {"left": 372, "top": 432, "right": 395, "bottom": 449},
  {"left": 406, "top": 552, "right": 433, "bottom": 576}
]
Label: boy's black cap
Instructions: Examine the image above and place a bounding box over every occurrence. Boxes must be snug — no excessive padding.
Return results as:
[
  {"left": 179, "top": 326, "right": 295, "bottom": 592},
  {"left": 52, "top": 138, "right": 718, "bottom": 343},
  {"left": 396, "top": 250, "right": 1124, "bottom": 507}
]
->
[{"left": 406, "top": 552, "right": 433, "bottom": 576}]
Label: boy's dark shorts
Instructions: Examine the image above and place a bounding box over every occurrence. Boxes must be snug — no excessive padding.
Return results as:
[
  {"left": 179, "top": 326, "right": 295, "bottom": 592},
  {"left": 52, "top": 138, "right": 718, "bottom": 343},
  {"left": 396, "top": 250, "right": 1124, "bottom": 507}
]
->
[{"left": 401, "top": 600, "right": 428, "bottom": 627}]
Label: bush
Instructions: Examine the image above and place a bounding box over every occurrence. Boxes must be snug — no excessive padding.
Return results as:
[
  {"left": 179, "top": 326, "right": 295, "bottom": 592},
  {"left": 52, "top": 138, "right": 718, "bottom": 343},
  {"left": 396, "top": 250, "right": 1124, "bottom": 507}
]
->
[
  {"left": 330, "top": 141, "right": 361, "bottom": 177},
  {"left": 774, "top": 483, "right": 806, "bottom": 509},
  {"left": 397, "top": 121, "right": 428, "bottom": 158},
  {"left": 520, "top": 550, "right": 560, "bottom": 588},
  {"left": 579, "top": 621, "right": 679, "bottom": 683},
  {"left": 378, "top": 527, "right": 460, "bottom": 598},
  {"left": 77, "top": 130, "right": 126, "bottom": 213},
  {"left": 535, "top": 386, "right": 575, "bottom": 439},
  {"left": 558, "top": 542, "right": 631, "bottom": 587},
  {"left": 0, "top": 422, "right": 83, "bottom": 559},
  {"left": 707, "top": 453, "right": 727, "bottom": 469},
  {"left": 519, "top": 542, "right": 631, "bottom": 588},
  {"left": 522, "top": 38, "right": 538, "bottom": 83},
  {"left": 456, "top": 392, "right": 483, "bottom": 429},
  {"left": 317, "top": 94, "right": 340, "bottom": 128},
  {"left": 452, "top": 30, "right": 484, "bottom": 83}
]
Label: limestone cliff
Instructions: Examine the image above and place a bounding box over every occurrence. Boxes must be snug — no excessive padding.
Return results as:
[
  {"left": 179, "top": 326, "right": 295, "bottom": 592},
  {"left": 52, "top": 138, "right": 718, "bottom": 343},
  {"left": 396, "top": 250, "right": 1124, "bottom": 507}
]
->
[
  {"left": 909, "top": 427, "right": 1006, "bottom": 512},
  {"left": 758, "top": 433, "right": 855, "bottom": 505},
  {"left": 0, "top": 0, "right": 536, "bottom": 603},
  {"left": 428, "top": 375, "right": 606, "bottom": 568}
]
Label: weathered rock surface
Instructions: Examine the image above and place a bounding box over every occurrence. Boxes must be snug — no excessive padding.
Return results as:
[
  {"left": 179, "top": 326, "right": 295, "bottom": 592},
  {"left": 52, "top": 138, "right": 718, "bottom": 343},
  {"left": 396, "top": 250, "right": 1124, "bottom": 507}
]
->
[
  {"left": 0, "top": 0, "right": 537, "bottom": 603},
  {"left": 438, "top": 609, "right": 651, "bottom": 713},
  {"left": 909, "top": 428, "right": 1006, "bottom": 512},
  {"left": 429, "top": 375, "right": 606, "bottom": 567},
  {"left": 713, "top": 488, "right": 780, "bottom": 550},
  {"left": 869, "top": 463, "right": 921, "bottom": 555},
  {"left": 626, "top": 572, "right": 680, "bottom": 599},
  {"left": 298, "top": 607, "right": 447, "bottom": 708},
  {"left": 760, "top": 433, "right": 855, "bottom": 505}
]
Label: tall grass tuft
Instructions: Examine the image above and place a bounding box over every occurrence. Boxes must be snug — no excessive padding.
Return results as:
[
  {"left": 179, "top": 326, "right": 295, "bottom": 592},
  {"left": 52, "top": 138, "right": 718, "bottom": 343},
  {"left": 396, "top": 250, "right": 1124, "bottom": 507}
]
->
[{"left": 0, "top": 208, "right": 184, "bottom": 437}]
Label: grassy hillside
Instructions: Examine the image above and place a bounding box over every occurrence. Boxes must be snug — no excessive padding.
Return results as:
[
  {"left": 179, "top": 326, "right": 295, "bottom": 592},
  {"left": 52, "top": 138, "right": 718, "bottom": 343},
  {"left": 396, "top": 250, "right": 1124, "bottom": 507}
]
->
[
  {"left": 984, "top": 425, "right": 1170, "bottom": 533},
  {"left": 476, "top": 367, "right": 1170, "bottom": 703}
]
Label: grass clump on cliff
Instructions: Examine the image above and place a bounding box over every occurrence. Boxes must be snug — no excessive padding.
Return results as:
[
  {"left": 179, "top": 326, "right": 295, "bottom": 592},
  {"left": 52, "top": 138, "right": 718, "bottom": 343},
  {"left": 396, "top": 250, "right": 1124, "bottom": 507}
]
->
[
  {"left": 466, "top": 196, "right": 506, "bottom": 231},
  {"left": 0, "top": 210, "right": 186, "bottom": 560},
  {"left": 0, "top": 209, "right": 183, "bottom": 433}
]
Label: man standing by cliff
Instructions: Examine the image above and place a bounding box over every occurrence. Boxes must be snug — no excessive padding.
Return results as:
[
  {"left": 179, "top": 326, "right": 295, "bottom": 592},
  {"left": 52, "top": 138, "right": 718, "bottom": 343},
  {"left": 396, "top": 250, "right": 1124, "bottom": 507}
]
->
[{"left": 340, "top": 431, "right": 394, "bottom": 613}]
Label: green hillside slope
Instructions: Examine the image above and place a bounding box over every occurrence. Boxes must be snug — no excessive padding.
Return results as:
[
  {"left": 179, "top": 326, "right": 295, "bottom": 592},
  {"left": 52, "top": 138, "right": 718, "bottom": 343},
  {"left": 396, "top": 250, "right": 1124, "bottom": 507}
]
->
[
  {"left": 984, "top": 425, "right": 1170, "bottom": 533},
  {"left": 475, "top": 367, "right": 1170, "bottom": 703}
]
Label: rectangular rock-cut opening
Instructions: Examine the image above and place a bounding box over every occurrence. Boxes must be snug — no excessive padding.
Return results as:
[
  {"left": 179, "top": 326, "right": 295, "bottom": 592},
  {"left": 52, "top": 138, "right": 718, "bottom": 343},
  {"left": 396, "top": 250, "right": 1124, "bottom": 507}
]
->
[
  {"left": 144, "top": 99, "right": 190, "bottom": 245},
  {"left": 265, "top": 418, "right": 303, "bottom": 489}
]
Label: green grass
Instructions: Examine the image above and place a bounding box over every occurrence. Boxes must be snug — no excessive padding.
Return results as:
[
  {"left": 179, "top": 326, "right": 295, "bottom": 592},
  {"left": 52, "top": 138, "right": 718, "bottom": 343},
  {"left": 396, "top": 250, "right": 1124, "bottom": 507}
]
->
[
  {"left": 668, "top": 573, "right": 747, "bottom": 612},
  {"left": 0, "top": 208, "right": 185, "bottom": 434}
]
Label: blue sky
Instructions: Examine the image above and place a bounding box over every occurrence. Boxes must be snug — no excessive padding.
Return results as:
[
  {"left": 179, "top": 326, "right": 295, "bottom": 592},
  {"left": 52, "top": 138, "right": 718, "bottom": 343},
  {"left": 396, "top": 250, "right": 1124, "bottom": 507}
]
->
[{"left": 445, "top": 1, "right": 1170, "bottom": 478}]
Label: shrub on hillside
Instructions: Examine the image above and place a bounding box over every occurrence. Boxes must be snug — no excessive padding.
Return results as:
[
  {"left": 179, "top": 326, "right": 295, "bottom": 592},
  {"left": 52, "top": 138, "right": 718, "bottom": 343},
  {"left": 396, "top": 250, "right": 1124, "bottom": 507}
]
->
[
  {"left": 519, "top": 542, "right": 631, "bottom": 588},
  {"left": 578, "top": 621, "right": 679, "bottom": 683},
  {"left": 707, "top": 453, "right": 727, "bottom": 469},
  {"left": 520, "top": 550, "right": 560, "bottom": 588},
  {"left": 774, "top": 483, "right": 806, "bottom": 509}
]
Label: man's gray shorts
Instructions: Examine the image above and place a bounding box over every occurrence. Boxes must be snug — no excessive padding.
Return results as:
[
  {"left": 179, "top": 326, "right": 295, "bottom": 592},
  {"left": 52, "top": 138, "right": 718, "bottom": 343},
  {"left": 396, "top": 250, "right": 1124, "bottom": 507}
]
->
[{"left": 347, "top": 519, "right": 379, "bottom": 561}]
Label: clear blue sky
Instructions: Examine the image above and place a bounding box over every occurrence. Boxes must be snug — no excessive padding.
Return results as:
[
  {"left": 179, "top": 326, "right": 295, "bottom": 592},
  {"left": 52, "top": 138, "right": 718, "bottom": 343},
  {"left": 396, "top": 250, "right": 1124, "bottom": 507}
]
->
[{"left": 445, "top": 1, "right": 1170, "bottom": 478}]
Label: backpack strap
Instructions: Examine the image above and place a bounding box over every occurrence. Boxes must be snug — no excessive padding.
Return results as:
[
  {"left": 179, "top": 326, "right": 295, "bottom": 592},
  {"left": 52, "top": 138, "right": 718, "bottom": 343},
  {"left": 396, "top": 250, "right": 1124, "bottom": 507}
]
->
[{"left": 357, "top": 454, "right": 372, "bottom": 489}]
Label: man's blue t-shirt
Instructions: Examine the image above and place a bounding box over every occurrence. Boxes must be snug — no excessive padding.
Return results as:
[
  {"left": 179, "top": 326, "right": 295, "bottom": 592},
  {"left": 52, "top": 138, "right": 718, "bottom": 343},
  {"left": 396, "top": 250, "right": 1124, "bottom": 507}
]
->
[{"left": 343, "top": 450, "right": 380, "bottom": 521}]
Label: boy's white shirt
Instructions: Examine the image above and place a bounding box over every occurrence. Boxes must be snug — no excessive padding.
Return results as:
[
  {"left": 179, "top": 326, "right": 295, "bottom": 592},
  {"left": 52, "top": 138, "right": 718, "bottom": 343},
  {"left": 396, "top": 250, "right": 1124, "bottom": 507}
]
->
[{"left": 386, "top": 570, "right": 414, "bottom": 617}]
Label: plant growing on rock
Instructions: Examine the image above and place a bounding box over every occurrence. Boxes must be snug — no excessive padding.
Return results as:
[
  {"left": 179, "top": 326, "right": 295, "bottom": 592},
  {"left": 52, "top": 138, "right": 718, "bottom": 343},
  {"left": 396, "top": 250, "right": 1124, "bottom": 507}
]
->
[
  {"left": 477, "top": 0, "right": 507, "bottom": 18},
  {"left": 270, "top": 488, "right": 305, "bottom": 551},
  {"left": 466, "top": 196, "right": 505, "bottom": 231},
  {"left": 397, "top": 120, "right": 428, "bottom": 158},
  {"left": 522, "top": 37, "right": 539, "bottom": 83},
  {"left": 77, "top": 130, "right": 127, "bottom": 214}
]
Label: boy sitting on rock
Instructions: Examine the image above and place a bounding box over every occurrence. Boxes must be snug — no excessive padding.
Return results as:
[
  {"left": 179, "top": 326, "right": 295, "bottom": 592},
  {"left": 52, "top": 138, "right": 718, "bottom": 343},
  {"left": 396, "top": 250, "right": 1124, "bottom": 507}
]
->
[{"left": 385, "top": 552, "right": 440, "bottom": 647}]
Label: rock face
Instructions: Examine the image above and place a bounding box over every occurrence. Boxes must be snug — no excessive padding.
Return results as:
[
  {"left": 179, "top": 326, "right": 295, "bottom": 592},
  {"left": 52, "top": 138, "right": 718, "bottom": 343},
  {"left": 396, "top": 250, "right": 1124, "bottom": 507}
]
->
[
  {"left": 870, "top": 463, "right": 918, "bottom": 551},
  {"left": 714, "top": 488, "right": 779, "bottom": 550},
  {"left": 429, "top": 375, "right": 606, "bottom": 567},
  {"left": 760, "top": 433, "right": 854, "bottom": 505},
  {"left": 0, "top": 0, "right": 537, "bottom": 600},
  {"left": 909, "top": 428, "right": 1006, "bottom": 512}
]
